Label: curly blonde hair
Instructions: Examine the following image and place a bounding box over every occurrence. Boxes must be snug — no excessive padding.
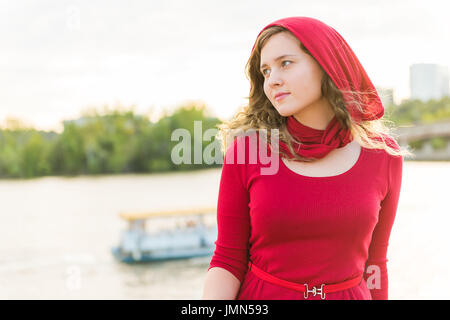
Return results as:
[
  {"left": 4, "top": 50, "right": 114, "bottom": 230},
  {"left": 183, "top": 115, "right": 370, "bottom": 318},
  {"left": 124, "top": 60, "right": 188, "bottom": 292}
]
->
[{"left": 217, "top": 26, "right": 413, "bottom": 162}]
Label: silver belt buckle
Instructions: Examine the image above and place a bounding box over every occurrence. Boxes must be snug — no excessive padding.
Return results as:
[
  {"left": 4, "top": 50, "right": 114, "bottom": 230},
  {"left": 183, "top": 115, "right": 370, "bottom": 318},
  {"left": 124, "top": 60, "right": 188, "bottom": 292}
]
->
[{"left": 304, "top": 283, "right": 326, "bottom": 299}]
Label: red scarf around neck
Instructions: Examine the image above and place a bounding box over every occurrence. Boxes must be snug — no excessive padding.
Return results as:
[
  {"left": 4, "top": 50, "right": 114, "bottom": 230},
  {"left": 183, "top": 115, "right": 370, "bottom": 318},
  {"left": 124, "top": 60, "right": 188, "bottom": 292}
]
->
[{"left": 279, "top": 115, "right": 353, "bottom": 160}]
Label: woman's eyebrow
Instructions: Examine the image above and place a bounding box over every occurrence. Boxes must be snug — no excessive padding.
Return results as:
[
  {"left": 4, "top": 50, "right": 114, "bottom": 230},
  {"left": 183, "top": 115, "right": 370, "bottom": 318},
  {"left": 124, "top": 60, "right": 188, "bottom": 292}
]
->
[{"left": 260, "top": 54, "right": 298, "bottom": 69}]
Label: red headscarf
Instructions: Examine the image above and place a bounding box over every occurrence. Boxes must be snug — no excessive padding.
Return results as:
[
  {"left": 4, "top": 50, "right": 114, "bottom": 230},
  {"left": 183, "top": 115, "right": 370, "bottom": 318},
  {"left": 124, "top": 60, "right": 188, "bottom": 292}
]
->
[{"left": 251, "top": 16, "right": 385, "bottom": 160}]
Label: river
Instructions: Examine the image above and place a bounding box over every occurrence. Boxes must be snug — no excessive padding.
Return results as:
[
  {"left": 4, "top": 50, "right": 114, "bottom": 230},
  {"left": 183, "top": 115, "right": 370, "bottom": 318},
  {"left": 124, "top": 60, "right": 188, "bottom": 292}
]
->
[{"left": 0, "top": 161, "right": 448, "bottom": 299}]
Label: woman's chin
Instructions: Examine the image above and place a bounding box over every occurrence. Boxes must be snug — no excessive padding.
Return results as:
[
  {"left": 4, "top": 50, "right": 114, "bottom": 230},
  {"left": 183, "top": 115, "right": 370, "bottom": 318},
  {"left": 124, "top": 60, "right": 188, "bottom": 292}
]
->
[
  {"left": 275, "top": 107, "right": 295, "bottom": 117},
  {"left": 275, "top": 103, "right": 308, "bottom": 118}
]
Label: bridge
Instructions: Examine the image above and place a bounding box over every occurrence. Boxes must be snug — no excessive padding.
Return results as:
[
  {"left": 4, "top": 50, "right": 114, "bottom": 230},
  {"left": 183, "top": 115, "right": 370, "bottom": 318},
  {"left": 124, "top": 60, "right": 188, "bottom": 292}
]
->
[{"left": 392, "top": 119, "right": 450, "bottom": 160}]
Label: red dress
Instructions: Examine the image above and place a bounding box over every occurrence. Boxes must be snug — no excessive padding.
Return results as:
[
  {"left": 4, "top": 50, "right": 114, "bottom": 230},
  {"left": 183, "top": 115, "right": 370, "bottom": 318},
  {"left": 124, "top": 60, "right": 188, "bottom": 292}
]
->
[{"left": 208, "top": 134, "right": 403, "bottom": 300}]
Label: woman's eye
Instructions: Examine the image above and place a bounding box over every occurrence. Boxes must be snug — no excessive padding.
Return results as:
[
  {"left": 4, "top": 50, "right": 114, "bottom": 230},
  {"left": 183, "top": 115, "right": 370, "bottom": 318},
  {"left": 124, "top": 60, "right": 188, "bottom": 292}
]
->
[{"left": 261, "top": 61, "right": 292, "bottom": 76}]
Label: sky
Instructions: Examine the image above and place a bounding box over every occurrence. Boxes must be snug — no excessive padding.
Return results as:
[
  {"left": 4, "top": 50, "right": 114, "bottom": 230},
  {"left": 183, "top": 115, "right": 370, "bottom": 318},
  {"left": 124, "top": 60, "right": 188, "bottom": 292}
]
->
[{"left": 1, "top": 0, "right": 449, "bottom": 132}]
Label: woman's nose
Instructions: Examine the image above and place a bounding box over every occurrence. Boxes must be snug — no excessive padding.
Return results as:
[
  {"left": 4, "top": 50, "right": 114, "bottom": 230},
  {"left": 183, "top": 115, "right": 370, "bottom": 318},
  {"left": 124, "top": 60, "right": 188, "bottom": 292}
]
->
[{"left": 267, "top": 71, "right": 283, "bottom": 87}]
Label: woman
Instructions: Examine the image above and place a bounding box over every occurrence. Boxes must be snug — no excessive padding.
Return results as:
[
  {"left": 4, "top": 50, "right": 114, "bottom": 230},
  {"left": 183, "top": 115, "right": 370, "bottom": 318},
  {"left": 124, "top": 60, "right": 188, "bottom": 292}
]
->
[{"left": 202, "top": 16, "right": 412, "bottom": 300}]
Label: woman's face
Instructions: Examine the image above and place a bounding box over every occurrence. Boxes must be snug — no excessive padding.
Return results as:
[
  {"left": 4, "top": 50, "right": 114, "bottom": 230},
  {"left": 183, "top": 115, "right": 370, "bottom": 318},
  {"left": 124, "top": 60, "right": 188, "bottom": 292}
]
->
[{"left": 260, "top": 31, "right": 326, "bottom": 119}]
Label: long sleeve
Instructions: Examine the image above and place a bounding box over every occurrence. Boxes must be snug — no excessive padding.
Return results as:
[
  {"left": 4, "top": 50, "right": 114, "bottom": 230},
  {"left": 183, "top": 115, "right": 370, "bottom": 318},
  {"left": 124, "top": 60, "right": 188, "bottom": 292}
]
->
[
  {"left": 363, "top": 154, "right": 403, "bottom": 300},
  {"left": 208, "top": 137, "right": 251, "bottom": 283}
]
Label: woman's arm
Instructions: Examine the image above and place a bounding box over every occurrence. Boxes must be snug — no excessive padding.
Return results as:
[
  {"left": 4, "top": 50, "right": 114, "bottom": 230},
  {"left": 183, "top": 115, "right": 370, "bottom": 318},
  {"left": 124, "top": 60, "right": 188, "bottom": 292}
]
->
[
  {"left": 202, "top": 267, "right": 241, "bottom": 300},
  {"left": 203, "top": 136, "right": 252, "bottom": 299},
  {"left": 364, "top": 153, "right": 403, "bottom": 300}
]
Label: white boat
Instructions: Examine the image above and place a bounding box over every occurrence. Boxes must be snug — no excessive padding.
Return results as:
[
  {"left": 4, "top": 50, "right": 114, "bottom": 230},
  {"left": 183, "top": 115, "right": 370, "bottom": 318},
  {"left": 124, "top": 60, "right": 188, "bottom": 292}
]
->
[{"left": 111, "top": 207, "right": 217, "bottom": 263}]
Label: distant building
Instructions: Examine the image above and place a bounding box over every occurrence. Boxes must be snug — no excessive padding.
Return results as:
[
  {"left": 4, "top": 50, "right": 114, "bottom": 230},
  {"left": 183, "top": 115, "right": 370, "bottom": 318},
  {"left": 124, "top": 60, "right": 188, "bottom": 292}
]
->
[
  {"left": 375, "top": 86, "right": 395, "bottom": 107},
  {"left": 410, "top": 63, "right": 449, "bottom": 101}
]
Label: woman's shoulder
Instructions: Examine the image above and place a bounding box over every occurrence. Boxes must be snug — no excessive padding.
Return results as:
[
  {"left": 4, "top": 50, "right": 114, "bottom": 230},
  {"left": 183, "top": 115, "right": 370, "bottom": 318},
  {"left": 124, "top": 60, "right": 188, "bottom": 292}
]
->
[
  {"left": 382, "top": 134, "right": 401, "bottom": 153},
  {"left": 379, "top": 134, "right": 404, "bottom": 166},
  {"left": 362, "top": 134, "right": 402, "bottom": 157},
  {"left": 361, "top": 134, "right": 403, "bottom": 178}
]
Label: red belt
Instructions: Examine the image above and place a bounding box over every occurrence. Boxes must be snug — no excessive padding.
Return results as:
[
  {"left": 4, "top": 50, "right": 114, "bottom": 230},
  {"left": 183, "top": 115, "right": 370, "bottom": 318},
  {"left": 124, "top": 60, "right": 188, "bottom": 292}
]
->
[{"left": 248, "top": 261, "right": 363, "bottom": 299}]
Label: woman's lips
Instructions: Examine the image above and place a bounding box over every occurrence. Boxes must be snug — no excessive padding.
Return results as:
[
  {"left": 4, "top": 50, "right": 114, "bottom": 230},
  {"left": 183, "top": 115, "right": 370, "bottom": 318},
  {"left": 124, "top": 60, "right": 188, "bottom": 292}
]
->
[{"left": 275, "top": 93, "right": 290, "bottom": 101}]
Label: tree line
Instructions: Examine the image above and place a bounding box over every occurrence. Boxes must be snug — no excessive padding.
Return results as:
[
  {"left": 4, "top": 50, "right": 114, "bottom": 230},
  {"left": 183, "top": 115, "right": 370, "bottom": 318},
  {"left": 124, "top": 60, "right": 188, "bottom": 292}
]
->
[
  {"left": 1, "top": 96, "right": 449, "bottom": 179},
  {"left": 0, "top": 103, "right": 222, "bottom": 179}
]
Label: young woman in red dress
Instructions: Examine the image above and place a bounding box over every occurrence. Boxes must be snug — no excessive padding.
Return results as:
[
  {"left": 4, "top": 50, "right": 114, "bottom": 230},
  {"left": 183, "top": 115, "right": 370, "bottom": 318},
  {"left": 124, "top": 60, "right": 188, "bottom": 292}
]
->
[{"left": 202, "top": 16, "right": 412, "bottom": 300}]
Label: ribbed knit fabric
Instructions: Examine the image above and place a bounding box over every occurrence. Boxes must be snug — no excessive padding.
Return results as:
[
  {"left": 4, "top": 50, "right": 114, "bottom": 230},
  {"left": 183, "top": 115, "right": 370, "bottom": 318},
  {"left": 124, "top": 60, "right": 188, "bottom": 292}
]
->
[{"left": 208, "top": 133, "right": 403, "bottom": 300}]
